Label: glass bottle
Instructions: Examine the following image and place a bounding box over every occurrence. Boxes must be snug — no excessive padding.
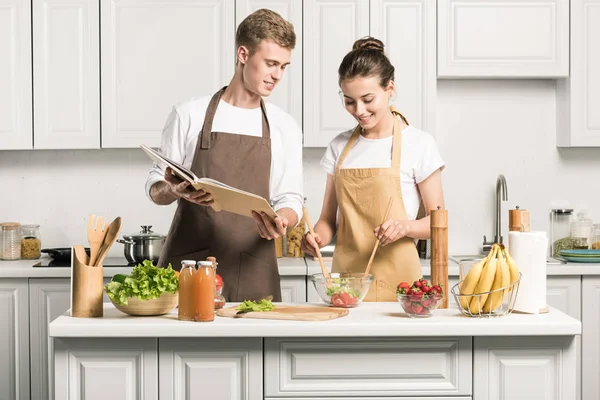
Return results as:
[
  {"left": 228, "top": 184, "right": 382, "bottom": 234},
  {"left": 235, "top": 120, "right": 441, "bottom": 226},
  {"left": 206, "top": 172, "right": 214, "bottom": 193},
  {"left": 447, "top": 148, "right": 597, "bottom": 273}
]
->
[
  {"left": 20, "top": 224, "right": 41, "bottom": 259},
  {"left": 571, "top": 210, "right": 593, "bottom": 250},
  {"left": 194, "top": 261, "right": 215, "bottom": 322},
  {"left": 206, "top": 257, "right": 225, "bottom": 310},
  {"left": 1, "top": 223, "right": 22, "bottom": 260},
  {"left": 178, "top": 260, "right": 196, "bottom": 321},
  {"left": 550, "top": 209, "right": 574, "bottom": 256},
  {"left": 591, "top": 224, "right": 600, "bottom": 250}
]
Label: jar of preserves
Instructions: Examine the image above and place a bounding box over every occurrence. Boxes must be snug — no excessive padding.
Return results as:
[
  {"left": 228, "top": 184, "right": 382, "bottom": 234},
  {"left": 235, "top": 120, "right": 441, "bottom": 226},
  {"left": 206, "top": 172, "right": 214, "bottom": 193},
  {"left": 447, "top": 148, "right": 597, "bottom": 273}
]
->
[
  {"left": 571, "top": 210, "right": 593, "bottom": 250},
  {"left": 194, "top": 261, "right": 215, "bottom": 322},
  {"left": 1, "top": 223, "right": 21, "bottom": 260},
  {"left": 20, "top": 224, "right": 41, "bottom": 259},
  {"left": 178, "top": 260, "right": 196, "bottom": 321}
]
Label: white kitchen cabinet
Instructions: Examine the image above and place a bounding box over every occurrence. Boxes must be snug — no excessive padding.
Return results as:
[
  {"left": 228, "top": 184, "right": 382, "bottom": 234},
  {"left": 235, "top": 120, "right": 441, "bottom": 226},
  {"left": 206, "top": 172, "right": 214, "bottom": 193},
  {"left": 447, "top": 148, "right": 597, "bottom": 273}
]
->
[
  {"left": 236, "top": 0, "right": 302, "bottom": 126},
  {"left": 54, "top": 338, "right": 158, "bottom": 400},
  {"left": 159, "top": 337, "right": 262, "bottom": 400},
  {"left": 582, "top": 276, "right": 600, "bottom": 400},
  {"left": 557, "top": 0, "right": 600, "bottom": 147},
  {"left": 303, "top": 0, "right": 369, "bottom": 147},
  {"left": 280, "top": 276, "right": 307, "bottom": 303},
  {"left": 437, "top": 0, "right": 569, "bottom": 78},
  {"left": 474, "top": 336, "right": 577, "bottom": 400},
  {"left": 0, "top": 279, "right": 30, "bottom": 400},
  {"left": 0, "top": 0, "right": 32, "bottom": 150},
  {"left": 371, "top": 0, "right": 437, "bottom": 135},
  {"left": 33, "top": 0, "right": 100, "bottom": 149},
  {"left": 100, "top": 0, "right": 235, "bottom": 148},
  {"left": 546, "top": 276, "right": 582, "bottom": 319}
]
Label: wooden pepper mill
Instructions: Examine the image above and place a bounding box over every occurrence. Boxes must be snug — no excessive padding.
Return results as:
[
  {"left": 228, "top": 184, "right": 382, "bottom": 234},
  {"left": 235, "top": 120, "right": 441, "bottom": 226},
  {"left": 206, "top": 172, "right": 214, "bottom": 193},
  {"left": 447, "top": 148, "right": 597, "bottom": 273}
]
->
[
  {"left": 430, "top": 206, "right": 449, "bottom": 309},
  {"left": 509, "top": 205, "right": 530, "bottom": 232}
]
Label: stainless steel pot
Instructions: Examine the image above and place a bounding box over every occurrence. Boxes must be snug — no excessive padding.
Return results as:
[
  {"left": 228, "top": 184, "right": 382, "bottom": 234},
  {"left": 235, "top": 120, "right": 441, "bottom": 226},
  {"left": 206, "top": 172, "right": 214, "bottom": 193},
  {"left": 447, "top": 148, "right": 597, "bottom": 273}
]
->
[{"left": 117, "top": 225, "right": 166, "bottom": 265}]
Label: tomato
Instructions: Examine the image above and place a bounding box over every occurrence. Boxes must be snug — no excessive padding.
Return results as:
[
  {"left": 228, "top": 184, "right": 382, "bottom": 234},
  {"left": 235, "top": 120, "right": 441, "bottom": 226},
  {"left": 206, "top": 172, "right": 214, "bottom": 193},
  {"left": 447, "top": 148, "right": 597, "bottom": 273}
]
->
[
  {"left": 215, "top": 273, "right": 224, "bottom": 289},
  {"left": 330, "top": 293, "right": 345, "bottom": 307}
]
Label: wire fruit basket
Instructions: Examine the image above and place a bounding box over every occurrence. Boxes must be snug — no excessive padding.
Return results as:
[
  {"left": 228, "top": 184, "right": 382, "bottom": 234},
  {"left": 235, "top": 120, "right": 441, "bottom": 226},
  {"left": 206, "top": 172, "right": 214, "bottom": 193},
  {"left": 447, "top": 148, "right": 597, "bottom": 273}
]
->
[{"left": 451, "top": 273, "right": 522, "bottom": 317}]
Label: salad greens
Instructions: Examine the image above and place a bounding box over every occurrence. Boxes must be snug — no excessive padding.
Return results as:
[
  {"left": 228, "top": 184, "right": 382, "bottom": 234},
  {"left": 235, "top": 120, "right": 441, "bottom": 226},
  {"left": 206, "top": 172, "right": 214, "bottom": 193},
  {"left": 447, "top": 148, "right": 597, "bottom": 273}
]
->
[
  {"left": 104, "top": 260, "right": 178, "bottom": 305},
  {"left": 236, "top": 299, "right": 275, "bottom": 313},
  {"left": 325, "top": 285, "right": 361, "bottom": 299}
]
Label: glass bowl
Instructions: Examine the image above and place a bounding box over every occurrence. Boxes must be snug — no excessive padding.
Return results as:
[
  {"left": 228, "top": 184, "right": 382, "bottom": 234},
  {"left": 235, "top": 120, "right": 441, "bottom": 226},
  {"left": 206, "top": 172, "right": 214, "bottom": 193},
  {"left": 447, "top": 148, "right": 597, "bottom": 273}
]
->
[
  {"left": 310, "top": 272, "right": 374, "bottom": 308},
  {"left": 396, "top": 293, "right": 442, "bottom": 318}
]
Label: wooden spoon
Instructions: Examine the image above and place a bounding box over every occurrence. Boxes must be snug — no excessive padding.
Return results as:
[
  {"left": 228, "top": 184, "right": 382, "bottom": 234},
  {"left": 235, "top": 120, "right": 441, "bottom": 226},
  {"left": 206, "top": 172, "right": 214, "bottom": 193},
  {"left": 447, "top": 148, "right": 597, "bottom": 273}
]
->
[
  {"left": 364, "top": 197, "right": 394, "bottom": 277},
  {"left": 87, "top": 214, "right": 107, "bottom": 266},
  {"left": 302, "top": 207, "right": 330, "bottom": 280},
  {"left": 93, "top": 217, "right": 123, "bottom": 267},
  {"left": 73, "top": 244, "right": 90, "bottom": 266}
]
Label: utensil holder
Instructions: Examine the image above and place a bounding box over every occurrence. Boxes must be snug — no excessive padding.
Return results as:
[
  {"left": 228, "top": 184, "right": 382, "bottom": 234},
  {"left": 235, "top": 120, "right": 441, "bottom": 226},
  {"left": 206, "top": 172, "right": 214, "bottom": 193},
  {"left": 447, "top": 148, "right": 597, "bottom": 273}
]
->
[{"left": 71, "top": 249, "right": 104, "bottom": 318}]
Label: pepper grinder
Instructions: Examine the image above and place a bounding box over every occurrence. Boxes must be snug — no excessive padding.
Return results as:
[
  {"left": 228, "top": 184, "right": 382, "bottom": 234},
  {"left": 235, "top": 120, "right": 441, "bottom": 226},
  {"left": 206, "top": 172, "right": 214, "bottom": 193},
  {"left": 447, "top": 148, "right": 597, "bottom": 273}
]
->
[
  {"left": 430, "top": 206, "right": 448, "bottom": 309},
  {"left": 509, "top": 206, "right": 530, "bottom": 232}
]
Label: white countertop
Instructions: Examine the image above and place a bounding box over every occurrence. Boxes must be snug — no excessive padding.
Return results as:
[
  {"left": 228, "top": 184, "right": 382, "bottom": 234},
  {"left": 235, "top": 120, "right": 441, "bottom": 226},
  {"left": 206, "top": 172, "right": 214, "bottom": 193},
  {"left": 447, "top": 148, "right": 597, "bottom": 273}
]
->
[{"left": 49, "top": 302, "right": 581, "bottom": 338}]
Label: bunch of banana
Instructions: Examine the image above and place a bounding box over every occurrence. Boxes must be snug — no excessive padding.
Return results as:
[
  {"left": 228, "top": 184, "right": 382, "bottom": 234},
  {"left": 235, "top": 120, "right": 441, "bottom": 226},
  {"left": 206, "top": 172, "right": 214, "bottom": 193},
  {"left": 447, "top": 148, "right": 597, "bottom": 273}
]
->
[{"left": 458, "top": 244, "right": 520, "bottom": 315}]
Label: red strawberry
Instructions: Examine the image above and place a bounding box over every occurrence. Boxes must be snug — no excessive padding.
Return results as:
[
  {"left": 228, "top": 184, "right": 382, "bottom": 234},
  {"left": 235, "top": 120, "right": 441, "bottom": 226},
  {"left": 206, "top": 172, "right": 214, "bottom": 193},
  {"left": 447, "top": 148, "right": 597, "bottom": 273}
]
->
[
  {"left": 402, "top": 298, "right": 412, "bottom": 308},
  {"left": 410, "top": 289, "right": 423, "bottom": 302},
  {"left": 404, "top": 303, "right": 414, "bottom": 313},
  {"left": 419, "top": 307, "right": 430, "bottom": 315},
  {"left": 413, "top": 280, "right": 422, "bottom": 288},
  {"left": 432, "top": 285, "right": 443, "bottom": 294},
  {"left": 422, "top": 286, "right": 432, "bottom": 294},
  {"left": 412, "top": 303, "right": 424, "bottom": 314},
  {"left": 398, "top": 281, "right": 410, "bottom": 290},
  {"left": 422, "top": 298, "right": 433, "bottom": 307},
  {"left": 406, "top": 288, "right": 415, "bottom": 296},
  {"left": 419, "top": 278, "right": 429, "bottom": 286}
]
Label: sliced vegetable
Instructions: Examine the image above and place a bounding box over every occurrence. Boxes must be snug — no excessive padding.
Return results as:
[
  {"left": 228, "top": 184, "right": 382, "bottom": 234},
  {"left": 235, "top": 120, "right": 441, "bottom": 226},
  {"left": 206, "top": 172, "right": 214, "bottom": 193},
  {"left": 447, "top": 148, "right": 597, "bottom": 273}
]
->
[{"left": 236, "top": 299, "right": 275, "bottom": 313}]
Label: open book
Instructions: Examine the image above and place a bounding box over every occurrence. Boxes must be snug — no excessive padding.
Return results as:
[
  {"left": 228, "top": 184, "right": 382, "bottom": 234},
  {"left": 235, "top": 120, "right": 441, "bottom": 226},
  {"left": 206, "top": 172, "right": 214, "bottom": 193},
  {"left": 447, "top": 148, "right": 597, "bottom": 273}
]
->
[{"left": 141, "top": 144, "right": 277, "bottom": 219}]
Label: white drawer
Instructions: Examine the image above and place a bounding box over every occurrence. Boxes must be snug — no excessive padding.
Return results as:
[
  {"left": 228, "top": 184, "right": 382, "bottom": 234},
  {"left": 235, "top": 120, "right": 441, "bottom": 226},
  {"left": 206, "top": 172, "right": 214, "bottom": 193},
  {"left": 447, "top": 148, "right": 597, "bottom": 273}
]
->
[
  {"left": 267, "top": 397, "right": 472, "bottom": 400},
  {"left": 264, "top": 337, "right": 472, "bottom": 397}
]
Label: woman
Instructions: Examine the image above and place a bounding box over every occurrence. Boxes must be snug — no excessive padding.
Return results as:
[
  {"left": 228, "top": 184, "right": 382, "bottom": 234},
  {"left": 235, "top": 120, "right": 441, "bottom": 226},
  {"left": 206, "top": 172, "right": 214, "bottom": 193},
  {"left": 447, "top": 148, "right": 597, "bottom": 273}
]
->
[{"left": 301, "top": 37, "right": 445, "bottom": 302}]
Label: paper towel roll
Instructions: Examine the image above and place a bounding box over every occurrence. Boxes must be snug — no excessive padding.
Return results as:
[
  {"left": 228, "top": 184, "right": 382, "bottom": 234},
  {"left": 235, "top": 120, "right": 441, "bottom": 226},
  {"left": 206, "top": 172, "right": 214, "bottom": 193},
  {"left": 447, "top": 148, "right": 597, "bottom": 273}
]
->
[{"left": 508, "top": 231, "right": 548, "bottom": 314}]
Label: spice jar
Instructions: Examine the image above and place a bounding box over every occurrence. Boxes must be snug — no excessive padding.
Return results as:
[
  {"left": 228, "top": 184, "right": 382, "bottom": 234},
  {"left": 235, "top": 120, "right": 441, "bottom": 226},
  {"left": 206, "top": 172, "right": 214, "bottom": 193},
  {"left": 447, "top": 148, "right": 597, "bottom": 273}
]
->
[
  {"left": 591, "top": 224, "right": 600, "bottom": 250},
  {"left": 571, "top": 210, "right": 593, "bottom": 250},
  {"left": 194, "top": 261, "right": 215, "bottom": 322},
  {"left": 20, "top": 224, "right": 41, "bottom": 259},
  {"left": 1, "top": 223, "right": 22, "bottom": 260},
  {"left": 550, "top": 209, "right": 574, "bottom": 256},
  {"left": 178, "top": 260, "right": 196, "bottom": 321}
]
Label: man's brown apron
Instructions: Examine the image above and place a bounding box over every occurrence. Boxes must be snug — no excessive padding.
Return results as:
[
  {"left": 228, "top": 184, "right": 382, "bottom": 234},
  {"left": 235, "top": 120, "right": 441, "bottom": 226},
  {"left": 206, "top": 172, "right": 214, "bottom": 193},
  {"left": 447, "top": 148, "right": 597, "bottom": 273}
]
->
[
  {"left": 332, "top": 106, "right": 422, "bottom": 302},
  {"left": 158, "top": 87, "right": 281, "bottom": 302}
]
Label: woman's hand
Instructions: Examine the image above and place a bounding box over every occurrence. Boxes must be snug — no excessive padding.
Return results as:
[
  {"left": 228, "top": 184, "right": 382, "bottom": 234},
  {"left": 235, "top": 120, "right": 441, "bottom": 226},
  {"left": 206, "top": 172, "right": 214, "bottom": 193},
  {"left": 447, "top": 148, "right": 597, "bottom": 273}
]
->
[
  {"left": 164, "top": 167, "right": 214, "bottom": 206},
  {"left": 374, "top": 219, "right": 411, "bottom": 246},
  {"left": 301, "top": 232, "right": 323, "bottom": 257}
]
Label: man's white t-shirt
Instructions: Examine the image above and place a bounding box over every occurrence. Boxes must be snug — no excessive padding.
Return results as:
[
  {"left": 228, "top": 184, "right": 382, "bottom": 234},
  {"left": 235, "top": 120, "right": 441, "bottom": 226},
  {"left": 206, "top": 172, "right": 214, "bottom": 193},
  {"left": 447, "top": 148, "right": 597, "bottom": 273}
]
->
[
  {"left": 320, "top": 124, "right": 445, "bottom": 221},
  {"left": 145, "top": 96, "right": 304, "bottom": 221}
]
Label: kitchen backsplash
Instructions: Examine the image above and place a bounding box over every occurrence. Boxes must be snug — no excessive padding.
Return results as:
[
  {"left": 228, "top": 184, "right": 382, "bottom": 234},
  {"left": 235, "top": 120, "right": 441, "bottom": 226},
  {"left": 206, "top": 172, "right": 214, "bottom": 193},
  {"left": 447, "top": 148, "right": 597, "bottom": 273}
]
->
[{"left": 1, "top": 80, "right": 599, "bottom": 257}]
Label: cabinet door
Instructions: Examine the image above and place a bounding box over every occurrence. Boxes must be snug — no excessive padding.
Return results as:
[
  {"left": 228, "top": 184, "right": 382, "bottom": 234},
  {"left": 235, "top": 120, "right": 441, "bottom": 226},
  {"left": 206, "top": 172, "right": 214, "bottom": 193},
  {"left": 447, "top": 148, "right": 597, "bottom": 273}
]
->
[
  {"left": 582, "top": 277, "right": 600, "bottom": 400},
  {"left": 280, "top": 276, "right": 307, "bottom": 303},
  {"left": 29, "top": 279, "right": 71, "bottom": 400},
  {"left": 101, "top": 0, "right": 235, "bottom": 148},
  {"left": 546, "top": 276, "right": 581, "bottom": 320},
  {"left": 557, "top": 0, "right": 600, "bottom": 147},
  {"left": 0, "top": 279, "right": 30, "bottom": 400},
  {"left": 33, "top": 0, "right": 100, "bottom": 149},
  {"left": 54, "top": 338, "right": 158, "bottom": 400},
  {"left": 437, "top": 0, "right": 569, "bottom": 78},
  {"left": 0, "top": 0, "right": 32, "bottom": 149},
  {"left": 236, "top": 0, "right": 302, "bottom": 125},
  {"left": 303, "top": 0, "right": 369, "bottom": 147},
  {"left": 371, "top": 0, "right": 436, "bottom": 134},
  {"left": 159, "top": 337, "right": 262, "bottom": 400}
]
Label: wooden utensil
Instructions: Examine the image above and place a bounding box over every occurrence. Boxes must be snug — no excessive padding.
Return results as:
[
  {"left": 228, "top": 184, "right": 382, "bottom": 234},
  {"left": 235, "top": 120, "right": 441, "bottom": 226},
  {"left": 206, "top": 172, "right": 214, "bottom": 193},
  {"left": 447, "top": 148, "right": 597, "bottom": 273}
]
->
[
  {"left": 93, "top": 216, "right": 123, "bottom": 267},
  {"left": 430, "top": 206, "right": 448, "bottom": 309},
  {"left": 87, "top": 214, "right": 107, "bottom": 266},
  {"left": 364, "top": 197, "right": 394, "bottom": 277},
  {"left": 217, "top": 304, "right": 348, "bottom": 321},
  {"left": 302, "top": 207, "right": 330, "bottom": 280}
]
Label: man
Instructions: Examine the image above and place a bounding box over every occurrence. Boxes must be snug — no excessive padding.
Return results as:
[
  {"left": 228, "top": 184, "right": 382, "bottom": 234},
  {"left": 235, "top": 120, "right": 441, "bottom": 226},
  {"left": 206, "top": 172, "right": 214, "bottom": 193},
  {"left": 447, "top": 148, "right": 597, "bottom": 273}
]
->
[{"left": 145, "top": 9, "right": 303, "bottom": 302}]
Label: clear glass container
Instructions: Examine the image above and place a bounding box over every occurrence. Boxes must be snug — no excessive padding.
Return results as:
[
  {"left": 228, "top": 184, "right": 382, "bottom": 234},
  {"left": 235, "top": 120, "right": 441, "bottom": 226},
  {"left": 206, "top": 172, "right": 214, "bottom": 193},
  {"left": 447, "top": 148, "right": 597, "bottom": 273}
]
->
[
  {"left": 1, "top": 223, "right": 22, "bottom": 260},
  {"left": 592, "top": 224, "right": 600, "bottom": 250},
  {"left": 178, "top": 260, "right": 196, "bottom": 321},
  {"left": 571, "top": 210, "right": 593, "bottom": 250},
  {"left": 194, "top": 261, "right": 215, "bottom": 322},
  {"left": 20, "top": 224, "right": 41, "bottom": 259},
  {"left": 550, "top": 209, "right": 574, "bottom": 257}
]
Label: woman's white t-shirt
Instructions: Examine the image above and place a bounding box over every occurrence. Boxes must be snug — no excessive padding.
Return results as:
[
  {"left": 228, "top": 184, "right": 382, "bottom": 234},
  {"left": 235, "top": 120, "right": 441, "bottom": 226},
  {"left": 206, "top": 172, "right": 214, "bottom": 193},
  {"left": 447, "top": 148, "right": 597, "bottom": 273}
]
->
[{"left": 320, "top": 124, "right": 445, "bottom": 221}]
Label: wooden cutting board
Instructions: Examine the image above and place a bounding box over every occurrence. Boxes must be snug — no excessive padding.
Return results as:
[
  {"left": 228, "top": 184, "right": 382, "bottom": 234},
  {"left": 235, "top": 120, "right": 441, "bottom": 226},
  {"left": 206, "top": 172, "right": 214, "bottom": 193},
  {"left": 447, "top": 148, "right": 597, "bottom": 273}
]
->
[{"left": 216, "top": 305, "right": 349, "bottom": 321}]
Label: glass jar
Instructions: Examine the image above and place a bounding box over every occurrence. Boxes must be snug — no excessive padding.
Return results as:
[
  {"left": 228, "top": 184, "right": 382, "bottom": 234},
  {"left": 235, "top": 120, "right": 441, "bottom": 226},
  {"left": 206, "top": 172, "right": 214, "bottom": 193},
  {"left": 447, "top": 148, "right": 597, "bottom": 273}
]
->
[
  {"left": 1, "top": 223, "right": 22, "bottom": 260},
  {"left": 591, "top": 224, "right": 600, "bottom": 250},
  {"left": 571, "top": 210, "right": 593, "bottom": 250},
  {"left": 194, "top": 261, "right": 215, "bottom": 322},
  {"left": 550, "top": 209, "right": 574, "bottom": 256},
  {"left": 178, "top": 260, "right": 196, "bottom": 321},
  {"left": 20, "top": 224, "right": 41, "bottom": 259},
  {"left": 215, "top": 272, "right": 225, "bottom": 310}
]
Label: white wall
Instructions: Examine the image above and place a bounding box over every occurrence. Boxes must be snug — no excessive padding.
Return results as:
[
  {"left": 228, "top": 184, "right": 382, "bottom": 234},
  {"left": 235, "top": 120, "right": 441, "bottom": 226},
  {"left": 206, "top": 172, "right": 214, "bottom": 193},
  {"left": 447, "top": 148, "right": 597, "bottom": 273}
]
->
[{"left": 1, "top": 79, "right": 599, "bottom": 257}]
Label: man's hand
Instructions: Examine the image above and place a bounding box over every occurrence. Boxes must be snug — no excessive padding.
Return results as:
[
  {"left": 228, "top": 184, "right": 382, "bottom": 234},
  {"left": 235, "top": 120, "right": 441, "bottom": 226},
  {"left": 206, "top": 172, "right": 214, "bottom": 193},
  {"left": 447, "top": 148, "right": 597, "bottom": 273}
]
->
[
  {"left": 164, "top": 167, "right": 214, "bottom": 207},
  {"left": 252, "top": 211, "right": 288, "bottom": 240}
]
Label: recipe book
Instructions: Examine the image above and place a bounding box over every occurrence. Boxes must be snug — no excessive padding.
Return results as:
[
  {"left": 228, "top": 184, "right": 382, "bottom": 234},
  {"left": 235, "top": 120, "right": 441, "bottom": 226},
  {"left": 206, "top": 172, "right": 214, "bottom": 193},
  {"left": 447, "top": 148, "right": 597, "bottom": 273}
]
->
[{"left": 140, "top": 144, "right": 277, "bottom": 219}]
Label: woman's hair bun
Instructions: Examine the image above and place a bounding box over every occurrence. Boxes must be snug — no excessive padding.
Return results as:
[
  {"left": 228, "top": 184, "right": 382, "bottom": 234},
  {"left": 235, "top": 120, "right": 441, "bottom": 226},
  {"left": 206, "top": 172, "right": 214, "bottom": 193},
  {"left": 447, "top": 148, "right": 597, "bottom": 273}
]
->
[{"left": 352, "top": 37, "right": 385, "bottom": 52}]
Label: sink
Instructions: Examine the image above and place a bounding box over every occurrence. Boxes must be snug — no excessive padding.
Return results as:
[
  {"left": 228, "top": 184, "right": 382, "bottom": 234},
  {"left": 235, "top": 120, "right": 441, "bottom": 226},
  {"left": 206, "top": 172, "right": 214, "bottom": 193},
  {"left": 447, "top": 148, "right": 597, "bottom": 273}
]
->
[{"left": 449, "top": 254, "right": 566, "bottom": 265}]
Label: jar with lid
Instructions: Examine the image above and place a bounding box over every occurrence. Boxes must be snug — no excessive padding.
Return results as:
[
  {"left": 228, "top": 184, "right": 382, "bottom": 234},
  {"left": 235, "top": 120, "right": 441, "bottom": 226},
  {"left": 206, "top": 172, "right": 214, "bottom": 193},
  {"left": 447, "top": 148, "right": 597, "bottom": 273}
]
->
[
  {"left": 571, "top": 210, "right": 593, "bottom": 249},
  {"left": 591, "top": 224, "right": 600, "bottom": 250},
  {"left": 178, "top": 260, "right": 196, "bottom": 321},
  {"left": 194, "top": 261, "right": 215, "bottom": 322},
  {"left": 550, "top": 209, "right": 574, "bottom": 257},
  {"left": 20, "top": 224, "right": 41, "bottom": 259},
  {"left": 1, "top": 223, "right": 22, "bottom": 260}
]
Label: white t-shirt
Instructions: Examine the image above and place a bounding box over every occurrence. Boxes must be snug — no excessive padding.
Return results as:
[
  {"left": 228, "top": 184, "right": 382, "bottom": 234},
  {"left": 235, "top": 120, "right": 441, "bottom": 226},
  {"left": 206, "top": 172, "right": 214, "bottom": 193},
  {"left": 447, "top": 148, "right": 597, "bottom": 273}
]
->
[
  {"left": 320, "top": 124, "right": 445, "bottom": 221},
  {"left": 145, "top": 96, "right": 304, "bottom": 221}
]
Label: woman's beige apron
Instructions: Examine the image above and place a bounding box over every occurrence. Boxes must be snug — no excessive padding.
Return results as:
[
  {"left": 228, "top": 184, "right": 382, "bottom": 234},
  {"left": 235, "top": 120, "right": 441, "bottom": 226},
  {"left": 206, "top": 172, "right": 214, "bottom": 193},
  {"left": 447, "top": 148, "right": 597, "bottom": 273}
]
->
[
  {"left": 158, "top": 87, "right": 281, "bottom": 302},
  {"left": 332, "top": 106, "right": 422, "bottom": 302}
]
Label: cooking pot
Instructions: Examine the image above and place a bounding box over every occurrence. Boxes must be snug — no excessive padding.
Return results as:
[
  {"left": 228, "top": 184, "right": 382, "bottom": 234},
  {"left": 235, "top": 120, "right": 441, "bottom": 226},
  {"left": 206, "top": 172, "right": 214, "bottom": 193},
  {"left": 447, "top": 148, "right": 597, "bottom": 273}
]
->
[{"left": 117, "top": 226, "right": 166, "bottom": 265}]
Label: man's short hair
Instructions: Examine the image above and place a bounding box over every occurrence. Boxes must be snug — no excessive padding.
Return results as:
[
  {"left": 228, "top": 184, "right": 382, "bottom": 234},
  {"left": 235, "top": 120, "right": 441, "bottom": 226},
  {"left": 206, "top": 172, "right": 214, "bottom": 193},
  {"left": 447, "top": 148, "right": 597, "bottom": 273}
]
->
[{"left": 236, "top": 9, "right": 296, "bottom": 54}]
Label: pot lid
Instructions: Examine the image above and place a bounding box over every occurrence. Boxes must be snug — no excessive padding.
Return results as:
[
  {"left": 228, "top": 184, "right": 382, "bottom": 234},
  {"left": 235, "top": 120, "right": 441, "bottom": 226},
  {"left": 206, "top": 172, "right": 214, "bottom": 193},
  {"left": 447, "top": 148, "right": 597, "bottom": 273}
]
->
[{"left": 123, "top": 225, "right": 165, "bottom": 240}]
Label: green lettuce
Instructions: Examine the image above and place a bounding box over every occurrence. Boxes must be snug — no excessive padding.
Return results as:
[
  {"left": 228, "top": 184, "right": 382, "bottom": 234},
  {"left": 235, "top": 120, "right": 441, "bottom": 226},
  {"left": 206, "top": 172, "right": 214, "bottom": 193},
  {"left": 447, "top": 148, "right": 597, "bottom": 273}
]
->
[
  {"left": 104, "top": 260, "right": 178, "bottom": 305},
  {"left": 236, "top": 299, "right": 275, "bottom": 313}
]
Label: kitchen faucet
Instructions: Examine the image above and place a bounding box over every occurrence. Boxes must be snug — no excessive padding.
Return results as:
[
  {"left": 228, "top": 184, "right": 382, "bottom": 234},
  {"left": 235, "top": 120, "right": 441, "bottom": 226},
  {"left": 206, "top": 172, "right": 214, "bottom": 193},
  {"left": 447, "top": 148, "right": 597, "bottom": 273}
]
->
[{"left": 482, "top": 174, "right": 508, "bottom": 253}]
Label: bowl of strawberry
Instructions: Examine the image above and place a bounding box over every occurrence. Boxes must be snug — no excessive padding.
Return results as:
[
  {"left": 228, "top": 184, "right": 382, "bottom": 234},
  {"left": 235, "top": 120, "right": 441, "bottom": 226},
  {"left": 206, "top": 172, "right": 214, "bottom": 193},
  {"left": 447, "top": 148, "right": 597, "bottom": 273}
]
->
[{"left": 396, "top": 278, "right": 443, "bottom": 318}]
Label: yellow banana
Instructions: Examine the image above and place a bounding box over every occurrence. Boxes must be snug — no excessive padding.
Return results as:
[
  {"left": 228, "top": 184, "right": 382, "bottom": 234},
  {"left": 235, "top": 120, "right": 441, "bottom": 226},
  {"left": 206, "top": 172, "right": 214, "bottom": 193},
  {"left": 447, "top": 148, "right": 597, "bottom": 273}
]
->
[
  {"left": 458, "top": 244, "right": 497, "bottom": 310},
  {"left": 482, "top": 248, "right": 510, "bottom": 313},
  {"left": 469, "top": 246, "right": 498, "bottom": 314},
  {"left": 502, "top": 245, "right": 520, "bottom": 286}
]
